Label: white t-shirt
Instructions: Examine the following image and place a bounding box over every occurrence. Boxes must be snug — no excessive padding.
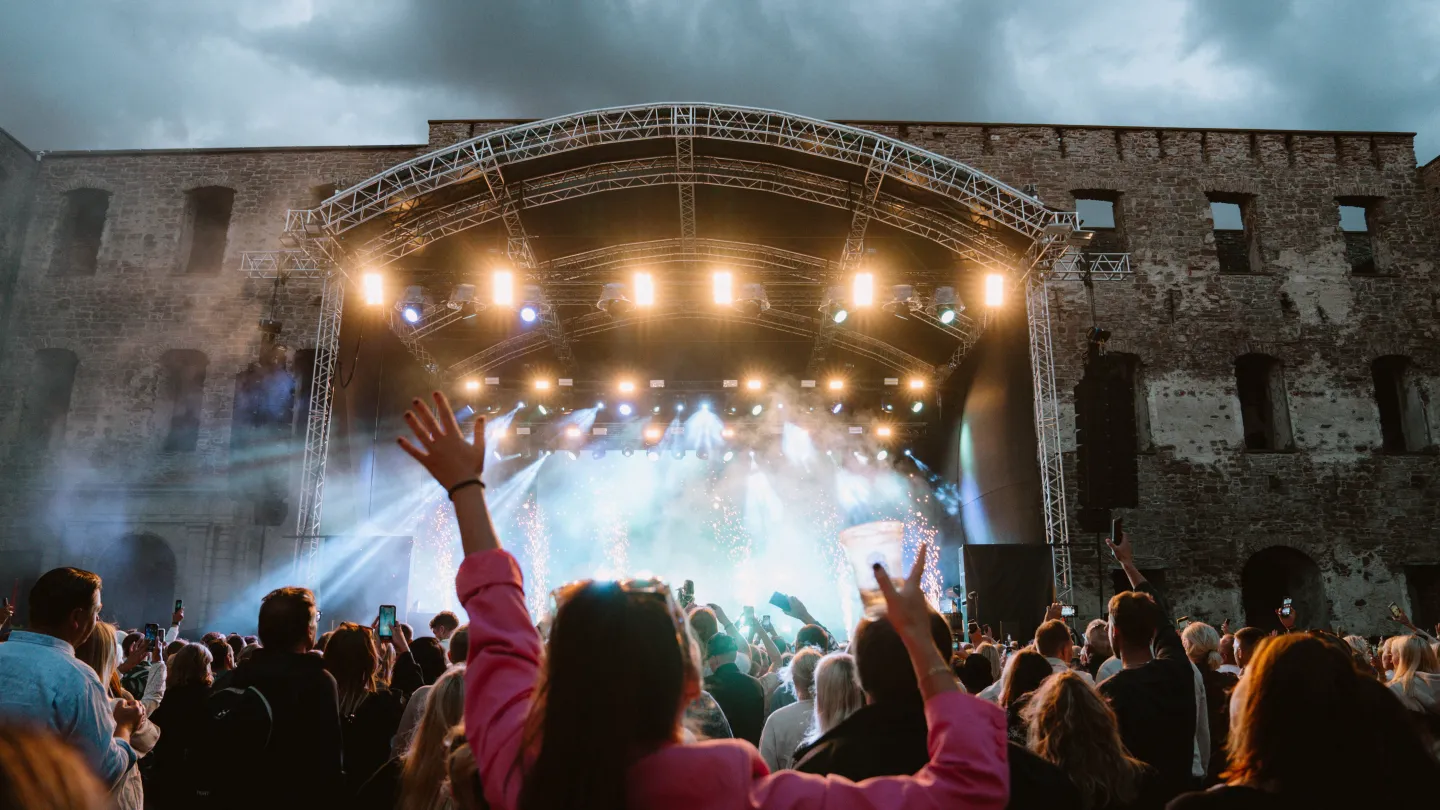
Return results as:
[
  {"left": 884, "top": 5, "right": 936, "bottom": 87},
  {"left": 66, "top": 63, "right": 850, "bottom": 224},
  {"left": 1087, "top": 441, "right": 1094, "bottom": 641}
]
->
[{"left": 758, "top": 699, "right": 815, "bottom": 772}]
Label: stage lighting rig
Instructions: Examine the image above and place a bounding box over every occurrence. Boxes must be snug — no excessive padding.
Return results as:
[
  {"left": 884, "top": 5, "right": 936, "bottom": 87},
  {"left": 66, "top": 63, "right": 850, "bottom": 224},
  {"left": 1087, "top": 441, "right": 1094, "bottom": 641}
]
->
[
  {"left": 463, "top": 379, "right": 481, "bottom": 393},
  {"left": 883, "top": 285, "right": 919, "bottom": 318},
  {"left": 598, "top": 282, "right": 635, "bottom": 316},
  {"left": 396, "top": 286, "right": 427, "bottom": 324},
  {"left": 852, "top": 273, "right": 875, "bottom": 308},
  {"left": 634, "top": 272, "right": 655, "bottom": 307},
  {"left": 592, "top": 448, "right": 607, "bottom": 460},
  {"left": 492, "top": 270, "right": 515, "bottom": 307},
  {"left": 618, "top": 403, "right": 634, "bottom": 417},
  {"left": 931, "top": 286, "right": 962, "bottom": 325},
  {"left": 622, "top": 447, "right": 635, "bottom": 457},
  {"left": 362, "top": 272, "right": 384, "bottom": 306},
  {"left": 713, "top": 271, "right": 734, "bottom": 305},
  {"left": 647, "top": 449, "right": 661, "bottom": 462},
  {"left": 985, "top": 274, "right": 1005, "bottom": 307},
  {"left": 820, "top": 286, "right": 848, "bottom": 324},
  {"left": 447, "top": 283, "right": 481, "bottom": 315},
  {"left": 734, "top": 283, "right": 770, "bottom": 317}
]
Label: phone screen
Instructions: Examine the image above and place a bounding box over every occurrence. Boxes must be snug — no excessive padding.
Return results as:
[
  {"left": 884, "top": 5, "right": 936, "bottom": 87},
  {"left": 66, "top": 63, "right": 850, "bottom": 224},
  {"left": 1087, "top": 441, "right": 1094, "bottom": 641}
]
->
[
  {"left": 1110, "top": 516, "right": 1124, "bottom": 544},
  {"left": 1060, "top": 605, "right": 1076, "bottom": 618},
  {"left": 1390, "top": 603, "right": 1403, "bottom": 619},
  {"left": 174, "top": 599, "right": 183, "bottom": 613},
  {"left": 768, "top": 591, "right": 790, "bottom": 612},
  {"left": 144, "top": 623, "right": 159, "bottom": 644},
  {"left": 761, "top": 616, "right": 774, "bottom": 633},
  {"left": 377, "top": 605, "right": 397, "bottom": 640}
]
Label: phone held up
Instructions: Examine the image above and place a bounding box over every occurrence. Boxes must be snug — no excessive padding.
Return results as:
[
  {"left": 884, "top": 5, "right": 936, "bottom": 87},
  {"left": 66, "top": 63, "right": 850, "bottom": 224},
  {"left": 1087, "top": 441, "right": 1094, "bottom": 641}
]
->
[
  {"left": 1280, "top": 597, "right": 1293, "bottom": 618},
  {"left": 174, "top": 599, "right": 183, "bottom": 613},
  {"left": 1060, "top": 605, "right": 1077, "bottom": 618},
  {"left": 1390, "top": 602, "right": 1404, "bottom": 620},
  {"left": 377, "top": 604, "right": 397, "bottom": 640},
  {"left": 768, "top": 591, "right": 790, "bottom": 613},
  {"left": 1110, "top": 516, "right": 1124, "bottom": 547},
  {"left": 143, "top": 623, "right": 160, "bottom": 645}
]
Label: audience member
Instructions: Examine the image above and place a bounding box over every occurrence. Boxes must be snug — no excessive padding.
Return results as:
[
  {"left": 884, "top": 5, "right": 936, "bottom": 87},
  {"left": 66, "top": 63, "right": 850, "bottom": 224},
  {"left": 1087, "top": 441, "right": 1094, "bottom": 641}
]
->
[
  {"left": 757, "top": 647, "right": 819, "bottom": 771},
  {"left": 216, "top": 586, "right": 342, "bottom": 807},
  {"left": 1387, "top": 634, "right": 1440, "bottom": 739},
  {"left": 1099, "top": 535, "right": 1202, "bottom": 802},
  {"left": 1082, "top": 618, "right": 1113, "bottom": 679},
  {"left": 1000, "top": 650, "right": 1054, "bottom": 745},
  {"left": 448, "top": 624, "right": 468, "bottom": 664},
  {"left": 959, "top": 652, "right": 995, "bottom": 695},
  {"left": 974, "top": 640, "right": 1002, "bottom": 682},
  {"left": 326, "top": 621, "right": 422, "bottom": 794},
  {"left": 225, "top": 633, "right": 245, "bottom": 664},
  {"left": 0, "top": 723, "right": 110, "bottom": 810},
  {"left": 411, "top": 636, "right": 448, "bottom": 685},
  {"left": 429, "top": 611, "right": 461, "bottom": 653},
  {"left": 0, "top": 568, "right": 141, "bottom": 789},
  {"left": 1035, "top": 616, "right": 1093, "bottom": 682},
  {"left": 1171, "top": 634, "right": 1440, "bottom": 808},
  {"left": 207, "top": 637, "right": 237, "bottom": 690},
  {"left": 1182, "top": 621, "right": 1238, "bottom": 781},
  {"left": 1024, "top": 672, "right": 1157, "bottom": 810},
  {"left": 702, "top": 632, "right": 766, "bottom": 745},
  {"left": 808, "top": 652, "right": 863, "bottom": 742},
  {"left": 1232, "top": 627, "right": 1265, "bottom": 673},
  {"left": 74, "top": 621, "right": 156, "bottom": 809},
  {"left": 145, "top": 642, "right": 214, "bottom": 807},
  {"left": 360, "top": 666, "right": 466, "bottom": 810},
  {"left": 1216, "top": 633, "right": 1241, "bottom": 676}
]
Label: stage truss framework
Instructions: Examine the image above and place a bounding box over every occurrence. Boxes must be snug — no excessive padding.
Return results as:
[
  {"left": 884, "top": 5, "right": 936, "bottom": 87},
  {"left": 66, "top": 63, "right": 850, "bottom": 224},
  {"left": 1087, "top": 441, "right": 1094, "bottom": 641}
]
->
[{"left": 244, "top": 103, "right": 1137, "bottom": 603}]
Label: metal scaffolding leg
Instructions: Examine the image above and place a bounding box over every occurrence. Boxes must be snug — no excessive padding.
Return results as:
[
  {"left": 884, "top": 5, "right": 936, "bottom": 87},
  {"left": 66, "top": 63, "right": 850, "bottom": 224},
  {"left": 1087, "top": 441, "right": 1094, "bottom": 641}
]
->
[
  {"left": 1026, "top": 274, "right": 1073, "bottom": 605},
  {"left": 294, "top": 271, "right": 344, "bottom": 584}
]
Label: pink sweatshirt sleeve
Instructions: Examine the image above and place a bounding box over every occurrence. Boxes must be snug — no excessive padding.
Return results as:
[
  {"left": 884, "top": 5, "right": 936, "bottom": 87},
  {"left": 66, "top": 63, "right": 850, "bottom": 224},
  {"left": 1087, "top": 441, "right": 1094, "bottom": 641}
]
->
[
  {"left": 749, "top": 692, "right": 1009, "bottom": 810},
  {"left": 457, "top": 549, "right": 542, "bottom": 810}
]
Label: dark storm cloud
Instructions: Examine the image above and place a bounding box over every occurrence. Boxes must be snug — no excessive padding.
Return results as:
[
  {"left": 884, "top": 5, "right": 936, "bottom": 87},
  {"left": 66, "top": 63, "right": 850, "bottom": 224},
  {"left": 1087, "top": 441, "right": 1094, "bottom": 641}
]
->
[{"left": 0, "top": 0, "right": 1435, "bottom": 161}]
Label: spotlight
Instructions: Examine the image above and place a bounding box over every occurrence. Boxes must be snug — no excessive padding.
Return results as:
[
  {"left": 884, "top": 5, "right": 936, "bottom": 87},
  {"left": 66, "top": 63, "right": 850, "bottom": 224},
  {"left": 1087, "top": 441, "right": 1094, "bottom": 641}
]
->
[
  {"left": 362, "top": 273, "right": 384, "bottom": 306},
  {"left": 592, "top": 448, "right": 607, "bottom": 460},
  {"left": 831, "top": 402, "right": 843, "bottom": 414},
  {"left": 721, "top": 427, "right": 735, "bottom": 439},
  {"left": 492, "top": 270, "right": 514, "bottom": 307},
  {"left": 596, "top": 401, "right": 605, "bottom": 410},
  {"left": 985, "top": 273, "right": 1005, "bottom": 307},
  {"left": 734, "top": 283, "right": 769, "bottom": 317},
  {"left": 674, "top": 397, "right": 686, "bottom": 413},
  {"left": 633, "top": 272, "right": 655, "bottom": 307},
  {"left": 699, "top": 401, "right": 710, "bottom": 412},
  {"left": 909, "top": 378, "right": 926, "bottom": 391},
  {"left": 534, "top": 380, "right": 551, "bottom": 391},
  {"left": 564, "top": 426, "right": 581, "bottom": 439},
  {"left": 622, "top": 447, "right": 635, "bottom": 457},
  {"left": 932, "top": 286, "right": 962, "bottom": 324},
  {"left": 672, "top": 449, "right": 685, "bottom": 460},
  {"left": 938, "top": 308, "right": 957, "bottom": 325},
  {"left": 696, "top": 449, "right": 709, "bottom": 460},
  {"left": 516, "top": 401, "right": 526, "bottom": 409},
  {"left": 833, "top": 308, "right": 849, "bottom": 324},
  {"left": 644, "top": 427, "right": 663, "bottom": 442},
  {"left": 646, "top": 449, "right": 660, "bottom": 462},
  {"left": 876, "top": 426, "right": 893, "bottom": 438},
  {"left": 722, "top": 450, "right": 735, "bottom": 462},
  {"left": 463, "top": 379, "right": 481, "bottom": 392},
  {"left": 713, "top": 271, "right": 733, "bottom": 305},
  {"left": 853, "top": 272, "right": 874, "bottom": 307},
  {"left": 598, "top": 282, "right": 635, "bottom": 316},
  {"left": 519, "top": 305, "right": 539, "bottom": 323},
  {"left": 751, "top": 404, "right": 763, "bottom": 416},
  {"left": 402, "top": 306, "right": 421, "bottom": 324},
  {"left": 883, "top": 285, "right": 917, "bottom": 317},
  {"left": 877, "top": 449, "right": 889, "bottom": 460},
  {"left": 564, "top": 450, "right": 578, "bottom": 461},
  {"left": 652, "top": 406, "right": 661, "bottom": 414},
  {"left": 618, "top": 403, "right": 633, "bottom": 416},
  {"left": 746, "top": 379, "right": 763, "bottom": 391},
  {"left": 911, "top": 400, "right": 924, "bottom": 413},
  {"left": 828, "top": 379, "right": 844, "bottom": 391},
  {"left": 537, "top": 404, "right": 548, "bottom": 416},
  {"left": 821, "top": 285, "right": 848, "bottom": 324},
  {"left": 618, "top": 380, "right": 636, "bottom": 393}
]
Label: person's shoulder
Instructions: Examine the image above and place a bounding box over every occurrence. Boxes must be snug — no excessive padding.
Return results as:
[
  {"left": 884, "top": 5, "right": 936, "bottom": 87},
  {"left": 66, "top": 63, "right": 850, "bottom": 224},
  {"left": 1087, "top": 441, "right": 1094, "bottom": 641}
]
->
[{"left": 1168, "top": 785, "right": 1275, "bottom": 810}]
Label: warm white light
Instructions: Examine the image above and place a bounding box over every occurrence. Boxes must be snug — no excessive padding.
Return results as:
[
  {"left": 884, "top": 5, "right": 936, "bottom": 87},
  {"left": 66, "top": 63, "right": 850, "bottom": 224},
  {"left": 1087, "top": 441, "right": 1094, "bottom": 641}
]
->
[
  {"left": 493, "top": 270, "right": 515, "bottom": 307},
  {"left": 876, "top": 426, "right": 893, "bottom": 438},
  {"left": 463, "top": 379, "right": 481, "bottom": 392},
  {"left": 721, "top": 427, "right": 736, "bottom": 439},
  {"left": 984, "top": 274, "right": 1005, "bottom": 307},
  {"left": 634, "top": 272, "right": 655, "bottom": 307},
  {"left": 713, "top": 271, "right": 733, "bottom": 305},
  {"left": 618, "top": 380, "right": 636, "bottom": 393},
  {"left": 362, "top": 273, "right": 384, "bottom": 306},
  {"left": 565, "top": 426, "right": 581, "bottom": 439},
  {"left": 746, "top": 379, "right": 762, "bottom": 391},
  {"left": 853, "top": 273, "right": 875, "bottom": 307},
  {"left": 909, "top": 378, "right": 926, "bottom": 391},
  {"left": 644, "top": 427, "right": 663, "bottom": 441},
  {"left": 828, "top": 379, "right": 845, "bottom": 391},
  {"left": 534, "top": 380, "right": 551, "bottom": 391}
]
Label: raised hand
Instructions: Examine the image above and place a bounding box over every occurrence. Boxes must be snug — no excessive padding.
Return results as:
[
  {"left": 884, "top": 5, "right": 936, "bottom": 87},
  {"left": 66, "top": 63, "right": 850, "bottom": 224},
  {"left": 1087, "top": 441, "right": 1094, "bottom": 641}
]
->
[
  {"left": 1276, "top": 607, "right": 1296, "bottom": 631},
  {"left": 706, "top": 602, "right": 732, "bottom": 626},
  {"left": 398, "top": 392, "right": 486, "bottom": 491},
  {"left": 1105, "top": 533, "right": 1133, "bottom": 565},
  {"left": 874, "top": 542, "right": 934, "bottom": 648},
  {"left": 1043, "top": 603, "right": 1064, "bottom": 622},
  {"left": 171, "top": 607, "right": 185, "bottom": 626}
]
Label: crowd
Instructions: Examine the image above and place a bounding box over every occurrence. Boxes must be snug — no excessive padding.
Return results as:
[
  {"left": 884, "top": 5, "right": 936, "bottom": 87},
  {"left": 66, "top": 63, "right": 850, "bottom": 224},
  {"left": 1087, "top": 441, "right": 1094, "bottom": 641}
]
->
[{"left": 1, "top": 390, "right": 1438, "bottom": 809}]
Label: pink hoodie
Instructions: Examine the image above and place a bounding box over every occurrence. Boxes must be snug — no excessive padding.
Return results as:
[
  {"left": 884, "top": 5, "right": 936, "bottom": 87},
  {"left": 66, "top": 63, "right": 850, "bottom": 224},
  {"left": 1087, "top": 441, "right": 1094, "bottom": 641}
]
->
[{"left": 459, "top": 549, "right": 1009, "bottom": 810}]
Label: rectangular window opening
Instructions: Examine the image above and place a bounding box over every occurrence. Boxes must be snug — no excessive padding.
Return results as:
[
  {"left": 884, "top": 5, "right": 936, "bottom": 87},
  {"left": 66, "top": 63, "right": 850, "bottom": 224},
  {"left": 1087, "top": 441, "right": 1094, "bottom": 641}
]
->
[
  {"left": 182, "top": 187, "right": 235, "bottom": 275},
  {"left": 1339, "top": 199, "right": 1378, "bottom": 274},
  {"left": 52, "top": 189, "right": 110, "bottom": 276},
  {"left": 1208, "top": 193, "right": 1257, "bottom": 274}
]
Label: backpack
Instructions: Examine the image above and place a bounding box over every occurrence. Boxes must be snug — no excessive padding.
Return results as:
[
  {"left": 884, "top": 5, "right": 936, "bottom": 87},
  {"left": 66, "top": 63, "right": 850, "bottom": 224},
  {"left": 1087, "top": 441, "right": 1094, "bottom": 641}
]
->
[{"left": 191, "top": 686, "right": 273, "bottom": 805}]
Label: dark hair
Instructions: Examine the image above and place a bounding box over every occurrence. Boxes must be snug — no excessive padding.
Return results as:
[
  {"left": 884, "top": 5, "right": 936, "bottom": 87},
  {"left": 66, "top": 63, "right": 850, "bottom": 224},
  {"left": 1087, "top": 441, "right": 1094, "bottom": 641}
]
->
[
  {"left": 430, "top": 611, "right": 460, "bottom": 634},
  {"left": 258, "top": 587, "right": 315, "bottom": 651},
  {"left": 122, "top": 632, "right": 144, "bottom": 658},
  {"left": 959, "top": 654, "right": 995, "bottom": 695},
  {"left": 325, "top": 623, "right": 378, "bottom": 716},
  {"left": 28, "top": 567, "right": 101, "bottom": 629},
  {"left": 795, "top": 623, "right": 831, "bottom": 651},
  {"left": 411, "top": 636, "right": 448, "bottom": 685},
  {"left": 398, "top": 622, "right": 414, "bottom": 644},
  {"left": 1234, "top": 626, "right": 1267, "bottom": 657},
  {"left": 168, "top": 642, "right": 214, "bottom": 689},
  {"left": 687, "top": 607, "right": 718, "bottom": 646},
  {"left": 0, "top": 723, "right": 109, "bottom": 809},
  {"left": 520, "top": 582, "right": 697, "bottom": 810},
  {"left": 226, "top": 633, "right": 245, "bottom": 662},
  {"left": 1001, "top": 649, "right": 1053, "bottom": 708},
  {"left": 1107, "top": 590, "right": 1159, "bottom": 648},
  {"left": 201, "top": 631, "right": 225, "bottom": 645},
  {"left": 449, "top": 625, "right": 469, "bottom": 665},
  {"left": 165, "top": 639, "right": 186, "bottom": 659},
  {"left": 1034, "top": 620, "right": 1072, "bottom": 659},
  {"left": 1225, "top": 634, "right": 1440, "bottom": 803},
  {"left": 206, "top": 638, "right": 234, "bottom": 670},
  {"left": 852, "top": 611, "right": 952, "bottom": 703}
]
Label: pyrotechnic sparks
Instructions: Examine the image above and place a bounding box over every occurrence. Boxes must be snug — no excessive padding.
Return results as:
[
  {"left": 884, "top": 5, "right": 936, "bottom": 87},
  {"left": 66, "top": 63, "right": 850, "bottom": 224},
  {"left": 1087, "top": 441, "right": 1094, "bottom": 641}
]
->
[{"left": 520, "top": 494, "right": 551, "bottom": 620}]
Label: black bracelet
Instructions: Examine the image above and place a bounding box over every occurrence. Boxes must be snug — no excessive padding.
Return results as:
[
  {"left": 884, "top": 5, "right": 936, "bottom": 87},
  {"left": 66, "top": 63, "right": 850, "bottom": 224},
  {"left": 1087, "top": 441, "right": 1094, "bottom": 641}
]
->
[{"left": 446, "top": 477, "right": 485, "bottom": 500}]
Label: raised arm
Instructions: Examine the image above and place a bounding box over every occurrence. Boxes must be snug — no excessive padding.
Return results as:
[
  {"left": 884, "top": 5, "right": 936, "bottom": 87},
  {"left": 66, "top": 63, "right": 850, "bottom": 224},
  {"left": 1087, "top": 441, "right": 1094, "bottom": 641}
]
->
[
  {"left": 398, "top": 392, "right": 501, "bottom": 558},
  {"left": 1107, "top": 532, "right": 1183, "bottom": 659}
]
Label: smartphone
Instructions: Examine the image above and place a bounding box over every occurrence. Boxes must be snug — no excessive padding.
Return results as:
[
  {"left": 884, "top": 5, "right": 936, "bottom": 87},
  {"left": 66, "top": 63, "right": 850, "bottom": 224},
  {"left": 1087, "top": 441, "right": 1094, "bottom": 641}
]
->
[
  {"left": 1110, "top": 516, "right": 1124, "bottom": 545},
  {"left": 1389, "top": 603, "right": 1404, "bottom": 620},
  {"left": 174, "top": 599, "right": 183, "bottom": 613},
  {"left": 768, "top": 591, "right": 790, "bottom": 613},
  {"left": 1280, "top": 597, "right": 1293, "bottom": 618},
  {"left": 143, "top": 623, "right": 160, "bottom": 644},
  {"left": 1060, "top": 605, "right": 1077, "bottom": 618},
  {"left": 761, "top": 615, "right": 775, "bottom": 634},
  {"left": 377, "top": 605, "right": 397, "bottom": 640},
  {"left": 678, "top": 580, "right": 695, "bottom": 608},
  {"left": 967, "top": 621, "right": 980, "bottom": 637}
]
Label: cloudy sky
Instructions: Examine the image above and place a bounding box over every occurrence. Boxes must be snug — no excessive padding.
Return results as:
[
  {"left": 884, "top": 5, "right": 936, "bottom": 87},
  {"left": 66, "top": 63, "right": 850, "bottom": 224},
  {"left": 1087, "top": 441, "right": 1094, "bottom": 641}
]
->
[{"left": 2, "top": 0, "right": 1438, "bottom": 162}]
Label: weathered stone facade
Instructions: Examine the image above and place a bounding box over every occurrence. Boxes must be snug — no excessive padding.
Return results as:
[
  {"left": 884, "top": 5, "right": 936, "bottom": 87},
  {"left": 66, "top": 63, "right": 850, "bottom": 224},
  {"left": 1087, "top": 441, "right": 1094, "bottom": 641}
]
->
[{"left": 1, "top": 116, "right": 1436, "bottom": 634}]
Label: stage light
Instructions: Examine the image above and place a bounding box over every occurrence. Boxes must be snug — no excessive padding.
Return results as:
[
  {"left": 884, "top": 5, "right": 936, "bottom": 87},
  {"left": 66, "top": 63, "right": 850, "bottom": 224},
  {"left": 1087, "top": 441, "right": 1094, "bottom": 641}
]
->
[
  {"left": 735, "top": 283, "right": 769, "bottom": 316},
  {"left": 877, "top": 449, "right": 889, "bottom": 460},
  {"left": 853, "top": 273, "right": 875, "bottom": 307},
  {"left": 537, "top": 404, "right": 549, "bottom": 416},
  {"left": 909, "top": 378, "right": 926, "bottom": 391},
  {"left": 939, "top": 308, "right": 956, "bottom": 325},
  {"left": 565, "top": 426, "right": 581, "bottom": 439},
  {"left": 564, "top": 450, "right": 578, "bottom": 461},
  {"left": 932, "top": 285, "right": 962, "bottom": 324},
  {"left": 618, "top": 380, "right": 636, "bottom": 393},
  {"left": 622, "top": 447, "right": 635, "bottom": 457},
  {"left": 911, "top": 400, "right": 924, "bottom": 413},
  {"left": 598, "top": 283, "right": 634, "bottom": 316},
  {"left": 696, "top": 449, "right": 709, "bottom": 460},
  {"left": 647, "top": 449, "right": 660, "bottom": 462},
  {"left": 713, "top": 271, "right": 733, "bottom": 305},
  {"left": 644, "top": 427, "right": 663, "bottom": 442},
  {"left": 751, "top": 404, "right": 763, "bottom": 416},
  {"left": 520, "top": 305, "right": 538, "bottom": 323},
  {"left": 672, "top": 449, "right": 685, "bottom": 459},
  {"left": 618, "top": 403, "right": 633, "bottom": 416},
  {"left": 985, "top": 273, "right": 1005, "bottom": 307},
  {"left": 828, "top": 379, "right": 844, "bottom": 391},
  {"left": 883, "top": 285, "right": 916, "bottom": 317},
  {"left": 534, "top": 379, "right": 551, "bottom": 391},
  {"left": 362, "top": 273, "right": 384, "bottom": 306},
  {"left": 402, "top": 306, "right": 421, "bottom": 324},
  {"left": 722, "top": 450, "right": 735, "bottom": 462},
  {"left": 652, "top": 405, "right": 661, "bottom": 414},
  {"left": 876, "top": 426, "right": 893, "bottom": 438},
  {"left": 592, "top": 448, "right": 607, "bottom": 460},
  {"left": 746, "top": 379, "right": 762, "bottom": 391},
  {"left": 463, "top": 379, "right": 481, "bottom": 392},
  {"left": 517, "top": 401, "right": 525, "bottom": 409},
  {"left": 721, "top": 427, "right": 735, "bottom": 439},
  {"left": 493, "top": 270, "right": 514, "bottom": 307},
  {"left": 831, "top": 402, "right": 843, "bottom": 414},
  {"left": 699, "top": 401, "right": 710, "bottom": 412},
  {"left": 634, "top": 272, "right": 655, "bottom": 307}
]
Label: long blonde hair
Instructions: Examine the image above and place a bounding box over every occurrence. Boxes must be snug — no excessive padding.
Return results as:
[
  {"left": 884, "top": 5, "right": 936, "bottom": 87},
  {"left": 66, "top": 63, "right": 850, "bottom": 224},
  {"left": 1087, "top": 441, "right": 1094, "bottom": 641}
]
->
[
  {"left": 810, "top": 653, "right": 863, "bottom": 740},
  {"left": 73, "top": 622, "right": 119, "bottom": 690},
  {"left": 974, "top": 642, "right": 1002, "bottom": 681},
  {"left": 400, "top": 666, "right": 466, "bottom": 810},
  {"left": 1181, "top": 622, "right": 1222, "bottom": 672},
  {"left": 1024, "top": 672, "right": 1146, "bottom": 810},
  {"left": 1391, "top": 635, "right": 1440, "bottom": 700}
]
